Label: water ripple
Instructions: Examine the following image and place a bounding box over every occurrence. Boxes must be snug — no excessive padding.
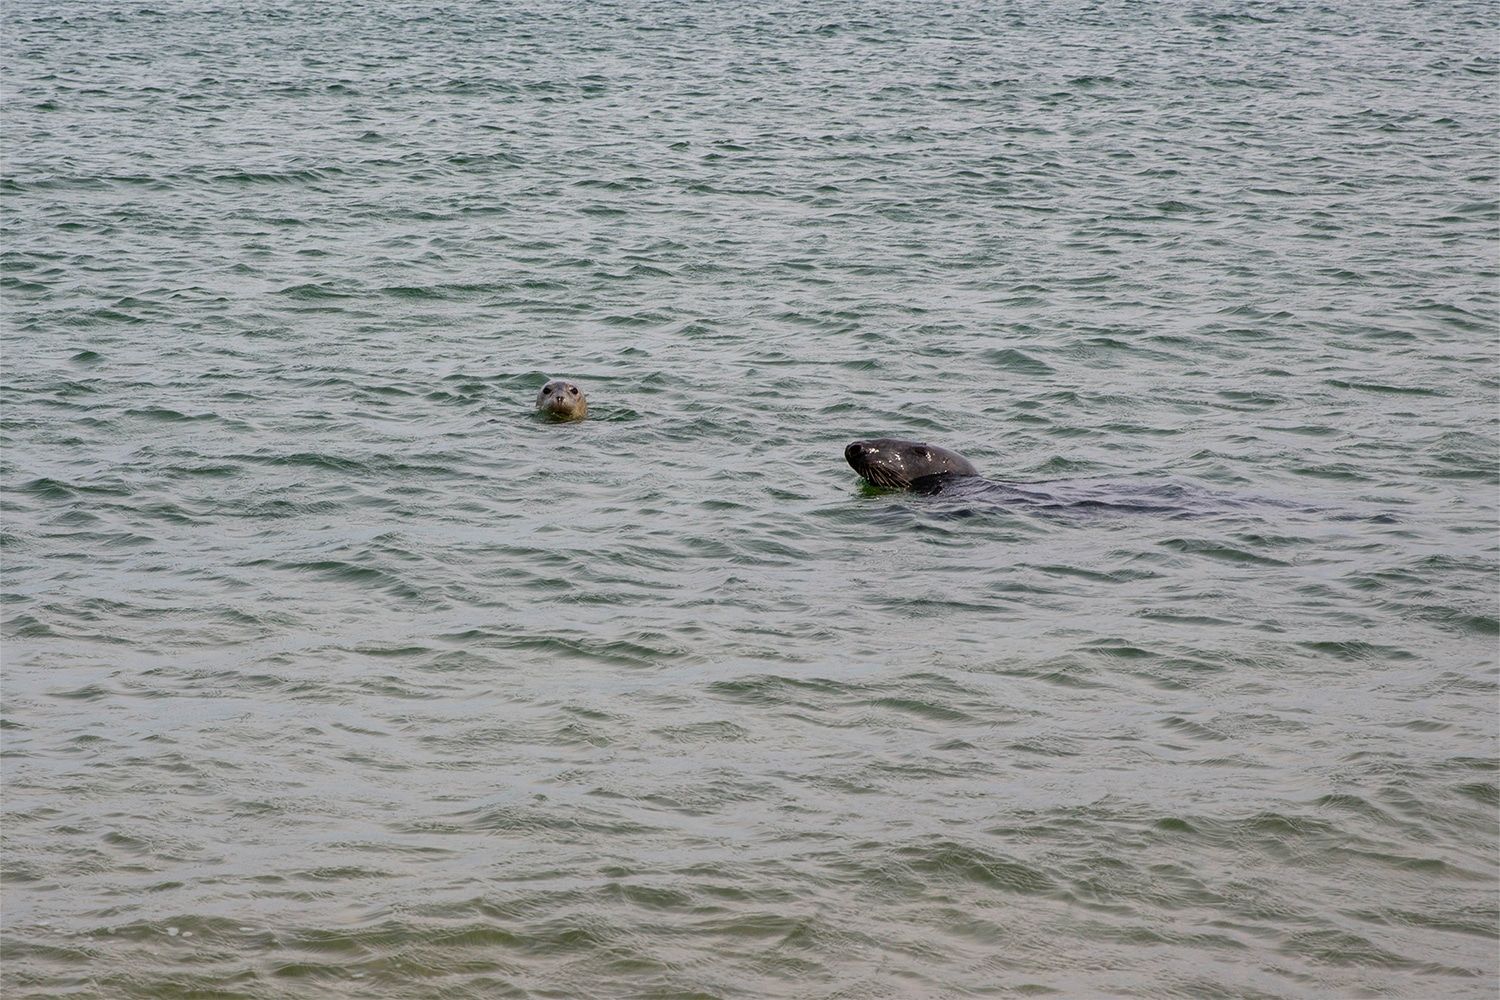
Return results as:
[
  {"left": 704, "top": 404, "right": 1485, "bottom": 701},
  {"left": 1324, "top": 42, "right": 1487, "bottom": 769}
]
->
[{"left": 3, "top": 0, "right": 1497, "bottom": 997}]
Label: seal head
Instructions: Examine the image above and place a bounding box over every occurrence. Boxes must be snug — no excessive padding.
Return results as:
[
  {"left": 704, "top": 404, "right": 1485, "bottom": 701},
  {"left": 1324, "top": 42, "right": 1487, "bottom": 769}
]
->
[
  {"left": 536, "top": 379, "right": 587, "bottom": 421},
  {"left": 846, "top": 438, "right": 979, "bottom": 490}
]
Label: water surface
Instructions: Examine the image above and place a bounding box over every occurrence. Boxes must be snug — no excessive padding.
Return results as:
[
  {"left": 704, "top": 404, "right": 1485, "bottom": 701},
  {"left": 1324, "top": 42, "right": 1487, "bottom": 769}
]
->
[{"left": 3, "top": 1, "right": 1497, "bottom": 997}]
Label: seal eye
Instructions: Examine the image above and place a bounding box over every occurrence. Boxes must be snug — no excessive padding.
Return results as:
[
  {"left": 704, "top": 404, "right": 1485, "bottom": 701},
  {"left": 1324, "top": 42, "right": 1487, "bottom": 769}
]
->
[{"left": 568, "top": 386, "right": 578, "bottom": 395}]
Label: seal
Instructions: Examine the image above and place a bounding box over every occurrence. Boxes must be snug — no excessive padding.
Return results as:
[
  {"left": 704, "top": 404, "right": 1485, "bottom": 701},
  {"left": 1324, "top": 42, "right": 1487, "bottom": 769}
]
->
[
  {"left": 843, "top": 437, "right": 1359, "bottom": 518},
  {"left": 536, "top": 378, "right": 587, "bottom": 421},
  {"left": 845, "top": 438, "right": 979, "bottom": 490}
]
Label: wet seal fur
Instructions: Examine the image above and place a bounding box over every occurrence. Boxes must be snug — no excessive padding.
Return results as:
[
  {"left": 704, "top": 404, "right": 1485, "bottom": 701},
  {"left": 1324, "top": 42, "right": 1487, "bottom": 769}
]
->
[
  {"left": 845, "top": 438, "right": 979, "bottom": 491},
  {"left": 537, "top": 379, "right": 587, "bottom": 421}
]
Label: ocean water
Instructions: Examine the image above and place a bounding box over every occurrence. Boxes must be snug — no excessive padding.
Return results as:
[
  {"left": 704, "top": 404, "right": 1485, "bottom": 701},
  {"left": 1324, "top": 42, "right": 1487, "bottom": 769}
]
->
[{"left": 2, "top": 1, "right": 1497, "bottom": 997}]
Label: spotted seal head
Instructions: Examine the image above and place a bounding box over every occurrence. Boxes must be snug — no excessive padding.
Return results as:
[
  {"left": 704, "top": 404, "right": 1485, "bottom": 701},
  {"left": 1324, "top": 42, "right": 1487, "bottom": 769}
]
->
[
  {"left": 845, "top": 438, "right": 980, "bottom": 490},
  {"left": 536, "top": 379, "right": 587, "bottom": 421}
]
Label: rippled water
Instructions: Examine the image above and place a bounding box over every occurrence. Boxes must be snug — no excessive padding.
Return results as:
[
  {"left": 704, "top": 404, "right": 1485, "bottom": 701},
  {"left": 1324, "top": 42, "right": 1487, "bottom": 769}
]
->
[{"left": 3, "top": 2, "right": 1498, "bottom": 997}]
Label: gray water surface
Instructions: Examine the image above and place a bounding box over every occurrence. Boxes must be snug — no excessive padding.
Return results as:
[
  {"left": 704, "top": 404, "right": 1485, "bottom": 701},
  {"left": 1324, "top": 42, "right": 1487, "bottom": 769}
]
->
[{"left": 3, "top": 2, "right": 1498, "bottom": 997}]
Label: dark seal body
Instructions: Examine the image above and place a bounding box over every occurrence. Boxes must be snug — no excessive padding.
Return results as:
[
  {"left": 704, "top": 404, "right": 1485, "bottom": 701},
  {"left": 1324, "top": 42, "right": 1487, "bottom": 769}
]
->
[
  {"left": 846, "top": 437, "right": 1200, "bottom": 512},
  {"left": 844, "top": 437, "right": 1373, "bottom": 519},
  {"left": 845, "top": 438, "right": 979, "bottom": 490}
]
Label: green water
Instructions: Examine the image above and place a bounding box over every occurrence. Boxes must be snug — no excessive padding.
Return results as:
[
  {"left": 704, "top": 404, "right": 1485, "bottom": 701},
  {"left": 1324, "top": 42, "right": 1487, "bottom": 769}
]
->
[{"left": 3, "top": 2, "right": 1497, "bottom": 997}]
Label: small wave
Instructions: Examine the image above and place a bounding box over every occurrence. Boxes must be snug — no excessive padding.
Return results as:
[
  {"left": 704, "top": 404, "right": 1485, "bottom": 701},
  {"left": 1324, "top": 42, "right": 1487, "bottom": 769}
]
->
[
  {"left": 706, "top": 673, "right": 858, "bottom": 706},
  {"left": 1160, "top": 538, "right": 1289, "bottom": 566},
  {"left": 211, "top": 166, "right": 345, "bottom": 185},
  {"left": 866, "top": 696, "right": 974, "bottom": 723},
  {"left": 893, "top": 840, "right": 1057, "bottom": 895},
  {"left": 276, "top": 282, "right": 358, "bottom": 300},
  {"left": 1323, "top": 379, "right": 1444, "bottom": 396},
  {"left": 18, "top": 477, "right": 74, "bottom": 499},
  {"left": 1298, "top": 640, "right": 1417, "bottom": 662},
  {"left": 124, "top": 406, "right": 217, "bottom": 422},
  {"left": 983, "top": 347, "right": 1054, "bottom": 375},
  {"left": 380, "top": 285, "right": 447, "bottom": 299},
  {"left": 244, "top": 451, "right": 367, "bottom": 472}
]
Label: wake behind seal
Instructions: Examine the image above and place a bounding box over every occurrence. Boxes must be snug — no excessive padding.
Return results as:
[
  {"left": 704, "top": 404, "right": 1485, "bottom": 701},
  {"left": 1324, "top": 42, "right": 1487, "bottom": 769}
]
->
[{"left": 536, "top": 378, "right": 587, "bottom": 421}]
